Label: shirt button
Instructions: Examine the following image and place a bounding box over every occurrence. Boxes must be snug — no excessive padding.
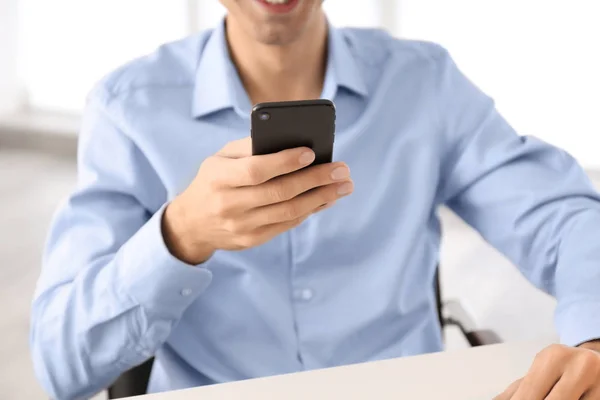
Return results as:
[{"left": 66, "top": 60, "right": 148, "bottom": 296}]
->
[
  {"left": 180, "top": 288, "right": 193, "bottom": 297},
  {"left": 294, "top": 288, "right": 314, "bottom": 302}
]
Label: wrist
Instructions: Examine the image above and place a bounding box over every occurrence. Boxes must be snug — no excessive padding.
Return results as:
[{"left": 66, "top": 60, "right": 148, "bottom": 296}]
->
[{"left": 162, "top": 199, "right": 215, "bottom": 265}]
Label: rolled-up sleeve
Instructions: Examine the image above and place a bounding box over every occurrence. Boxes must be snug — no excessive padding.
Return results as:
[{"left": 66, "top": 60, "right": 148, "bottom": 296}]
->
[
  {"left": 30, "top": 88, "right": 212, "bottom": 400},
  {"left": 433, "top": 46, "right": 600, "bottom": 347}
]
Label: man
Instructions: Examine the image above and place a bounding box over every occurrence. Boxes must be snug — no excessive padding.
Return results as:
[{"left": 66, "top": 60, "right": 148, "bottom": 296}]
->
[{"left": 31, "top": 0, "right": 600, "bottom": 399}]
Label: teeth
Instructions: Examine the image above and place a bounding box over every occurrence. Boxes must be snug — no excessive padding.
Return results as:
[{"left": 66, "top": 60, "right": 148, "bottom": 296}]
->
[{"left": 264, "top": 0, "right": 290, "bottom": 4}]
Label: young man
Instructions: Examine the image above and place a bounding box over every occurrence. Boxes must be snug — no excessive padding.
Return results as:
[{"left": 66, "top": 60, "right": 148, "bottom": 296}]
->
[{"left": 31, "top": 0, "right": 600, "bottom": 399}]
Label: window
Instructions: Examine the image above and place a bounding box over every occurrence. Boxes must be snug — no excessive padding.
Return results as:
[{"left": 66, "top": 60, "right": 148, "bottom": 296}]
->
[
  {"left": 192, "top": 0, "right": 384, "bottom": 30},
  {"left": 324, "top": 0, "right": 382, "bottom": 28},
  {"left": 399, "top": 0, "right": 600, "bottom": 169},
  {"left": 193, "top": 0, "right": 226, "bottom": 30},
  {"left": 18, "top": 0, "right": 189, "bottom": 113},
  {"left": 19, "top": 0, "right": 598, "bottom": 168},
  {"left": 17, "top": 0, "right": 385, "bottom": 115}
]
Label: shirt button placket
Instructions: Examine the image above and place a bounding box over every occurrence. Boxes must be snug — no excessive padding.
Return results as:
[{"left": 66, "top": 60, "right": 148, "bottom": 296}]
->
[{"left": 293, "top": 288, "right": 314, "bottom": 303}]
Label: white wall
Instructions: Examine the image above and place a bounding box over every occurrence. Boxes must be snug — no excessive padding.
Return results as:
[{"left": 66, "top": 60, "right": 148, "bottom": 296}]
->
[
  {"left": 17, "top": 0, "right": 189, "bottom": 113},
  {"left": 194, "top": 0, "right": 226, "bottom": 30},
  {"left": 191, "top": 0, "right": 388, "bottom": 33},
  {"left": 0, "top": 0, "right": 24, "bottom": 115},
  {"left": 398, "top": 0, "right": 600, "bottom": 170},
  {"left": 8, "top": 0, "right": 600, "bottom": 170}
]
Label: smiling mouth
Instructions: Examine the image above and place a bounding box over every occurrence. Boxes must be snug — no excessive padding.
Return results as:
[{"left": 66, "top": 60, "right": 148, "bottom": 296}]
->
[{"left": 255, "top": 0, "right": 300, "bottom": 14}]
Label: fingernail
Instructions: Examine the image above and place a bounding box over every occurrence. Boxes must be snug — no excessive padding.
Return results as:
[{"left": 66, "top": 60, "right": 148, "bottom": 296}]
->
[
  {"left": 331, "top": 167, "right": 350, "bottom": 181},
  {"left": 299, "top": 152, "right": 315, "bottom": 165},
  {"left": 337, "top": 182, "right": 354, "bottom": 195}
]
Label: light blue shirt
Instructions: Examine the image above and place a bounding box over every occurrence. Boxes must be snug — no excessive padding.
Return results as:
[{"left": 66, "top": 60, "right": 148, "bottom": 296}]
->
[{"left": 31, "top": 20, "right": 600, "bottom": 399}]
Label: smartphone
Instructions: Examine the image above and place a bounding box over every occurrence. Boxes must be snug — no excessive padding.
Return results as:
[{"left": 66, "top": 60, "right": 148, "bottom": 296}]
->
[{"left": 251, "top": 99, "right": 336, "bottom": 166}]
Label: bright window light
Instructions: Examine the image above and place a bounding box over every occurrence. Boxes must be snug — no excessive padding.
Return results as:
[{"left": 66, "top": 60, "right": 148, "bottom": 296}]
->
[
  {"left": 192, "top": 0, "right": 383, "bottom": 32},
  {"left": 17, "top": 0, "right": 382, "bottom": 114},
  {"left": 194, "top": 0, "right": 226, "bottom": 30},
  {"left": 18, "top": 0, "right": 189, "bottom": 113},
  {"left": 399, "top": 0, "right": 600, "bottom": 169},
  {"left": 324, "top": 0, "right": 381, "bottom": 28}
]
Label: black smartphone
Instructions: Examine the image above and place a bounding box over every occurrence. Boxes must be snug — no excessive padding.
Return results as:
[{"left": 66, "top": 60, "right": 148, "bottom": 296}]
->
[{"left": 251, "top": 99, "right": 336, "bottom": 166}]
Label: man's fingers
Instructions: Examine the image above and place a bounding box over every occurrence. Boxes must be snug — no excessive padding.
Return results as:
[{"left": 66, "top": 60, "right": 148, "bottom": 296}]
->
[
  {"left": 239, "top": 147, "right": 317, "bottom": 185},
  {"left": 217, "top": 137, "right": 252, "bottom": 159},
  {"left": 510, "top": 345, "right": 566, "bottom": 400},
  {"left": 494, "top": 378, "right": 522, "bottom": 400},
  {"left": 313, "top": 201, "right": 335, "bottom": 214},
  {"left": 238, "top": 162, "right": 350, "bottom": 207},
  {"left": 239, "top": 180, "right": 353, "bottom": 228},
  {"left": 547, "top": 350, "right": 600, "bottom": 400},
  {"left": 510, "top": 374, "right": 558, "bottom": 400},
  {"left": 545, "top": 371, "right": 588, "bottom": 400},
  {"left": 215, "top": 147, "right": 316, "bottom": 187},
  {"left": 257, "top": 215, "right": 309, "bottom": 238},
  {"left": 500, "top": 346, "right": 600, "bottom": 400},
  {"left": 233, "top": 215, "right": 310, "bottom": 249},
  {"left": 582, "top": 386, "right": 600, "bottom": 400}
]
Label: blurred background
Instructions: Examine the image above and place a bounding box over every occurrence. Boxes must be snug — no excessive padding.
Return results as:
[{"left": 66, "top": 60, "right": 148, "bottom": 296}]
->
[{"left": 0, "top": 0, "right": 599, "bottom": 398}]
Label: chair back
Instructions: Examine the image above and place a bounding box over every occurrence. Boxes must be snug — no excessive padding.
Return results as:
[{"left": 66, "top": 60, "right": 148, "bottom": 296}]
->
[{"left": 107, "top": 357, "right": 154, "bottom": 399}]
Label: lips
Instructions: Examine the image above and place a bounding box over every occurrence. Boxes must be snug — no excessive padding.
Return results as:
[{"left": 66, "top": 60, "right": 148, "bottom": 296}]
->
[{"left": 255, "top": 0, "right": 300, "bottom": 14}]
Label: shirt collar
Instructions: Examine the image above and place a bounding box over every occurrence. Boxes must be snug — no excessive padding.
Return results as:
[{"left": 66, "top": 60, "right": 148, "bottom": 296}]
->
[
  {"left": 325, "top": 21, "right": 368, "bottom": 99},
  {"left": 192, "top": 18, "right": 368, "bottom": 119},
  {"left": 192, "top": 20, "right": 251, "bottom": 118}
]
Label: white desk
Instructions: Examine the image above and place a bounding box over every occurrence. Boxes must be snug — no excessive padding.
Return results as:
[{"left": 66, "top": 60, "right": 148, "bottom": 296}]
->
[{"left": 132, "top": 338, "right": 555, "bottom": 400}]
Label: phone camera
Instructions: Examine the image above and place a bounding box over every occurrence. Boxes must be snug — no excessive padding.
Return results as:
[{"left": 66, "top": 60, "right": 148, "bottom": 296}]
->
[{"left": 259, "top": 112, "right": 271, "bottom": 121}]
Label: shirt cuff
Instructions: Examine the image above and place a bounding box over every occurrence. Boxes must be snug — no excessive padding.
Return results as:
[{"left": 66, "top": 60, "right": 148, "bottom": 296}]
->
[
  {"left": 555, "top": 300, "right": 600, "bottom": 347},
  {"left": 116, "top": 203, "right": 213, "bottom": 319}
]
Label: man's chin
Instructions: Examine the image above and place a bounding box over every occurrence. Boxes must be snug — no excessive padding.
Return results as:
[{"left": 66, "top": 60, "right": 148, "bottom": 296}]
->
[{"left": 254, "top": 25, "right": 303, "bottom": 46}]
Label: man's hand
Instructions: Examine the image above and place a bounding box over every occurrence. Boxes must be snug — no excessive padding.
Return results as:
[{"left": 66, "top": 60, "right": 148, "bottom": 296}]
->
[
  {"left": 495, "top": 342, "right": 600, "bottom": 399},
  {"left": 162, "top": 137, "right": 354, "bottom": 264}
]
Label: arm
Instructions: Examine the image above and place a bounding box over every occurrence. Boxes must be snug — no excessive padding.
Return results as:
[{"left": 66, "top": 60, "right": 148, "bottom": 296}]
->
[
  {"left": 29, "top": 91, "right": 213, "bottom": 400},
  {"left": 30, "top": 87, "right": 352, "bottom": 400},
  {"left": 433, "top": 47, "right": 600, "bottom": 347}
]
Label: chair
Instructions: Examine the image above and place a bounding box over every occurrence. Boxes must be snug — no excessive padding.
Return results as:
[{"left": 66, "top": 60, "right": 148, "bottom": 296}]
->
[
  {"left": 435, "top": 269, "right": 502, "bottom": 347},
  {"left": 107, "top": 357, "right": 155, "bottom": 399},
  {"left": 107, "top": 267, "right": 501, "bottom": 398}
]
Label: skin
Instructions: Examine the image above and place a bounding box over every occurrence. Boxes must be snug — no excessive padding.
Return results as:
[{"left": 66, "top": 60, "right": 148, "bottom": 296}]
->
[
  {"left": 162, "top": 1, "right": 600, "bottom": 398},
  {"left": 163, "top": 138, "right": 353, "bottom": 263},
  {"left": 221, "top": 0, "right": 328, "bottom": 103},
  {"left": 494, "top": 342, "right": 600, "bottom": 399}
]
